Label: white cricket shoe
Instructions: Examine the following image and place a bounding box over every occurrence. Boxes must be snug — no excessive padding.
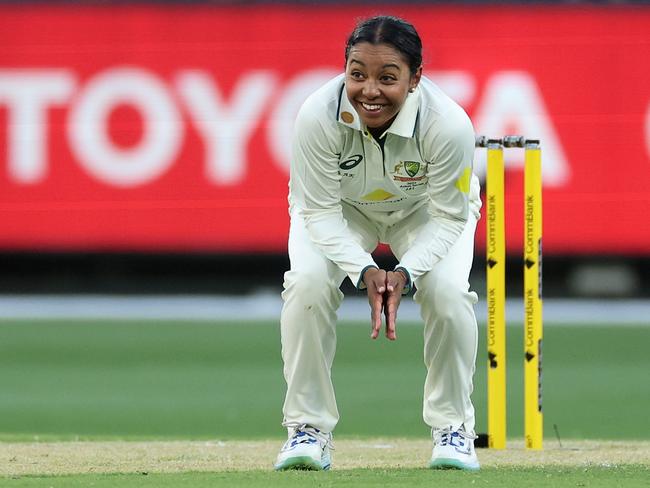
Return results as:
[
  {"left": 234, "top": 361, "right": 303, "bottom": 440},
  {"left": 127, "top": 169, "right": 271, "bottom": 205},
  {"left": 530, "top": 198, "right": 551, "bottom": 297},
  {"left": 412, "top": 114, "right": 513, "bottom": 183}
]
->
[
  {"left": 274, "top": 424, "right": 332, "bottom": 471},
  {"left": 429, "top": 426, "right": 480, "bottom": 471}
]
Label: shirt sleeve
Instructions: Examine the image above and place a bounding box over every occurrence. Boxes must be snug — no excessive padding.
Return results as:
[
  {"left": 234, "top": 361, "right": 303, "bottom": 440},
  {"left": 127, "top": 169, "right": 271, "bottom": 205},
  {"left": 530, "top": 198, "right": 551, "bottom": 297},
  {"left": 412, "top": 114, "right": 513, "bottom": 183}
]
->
[
  {"left": 289, "top": 101, "right": 378, "bottom": 289},
  {"left": 397, "top": 109, "right": 476, "bottom": 283}
]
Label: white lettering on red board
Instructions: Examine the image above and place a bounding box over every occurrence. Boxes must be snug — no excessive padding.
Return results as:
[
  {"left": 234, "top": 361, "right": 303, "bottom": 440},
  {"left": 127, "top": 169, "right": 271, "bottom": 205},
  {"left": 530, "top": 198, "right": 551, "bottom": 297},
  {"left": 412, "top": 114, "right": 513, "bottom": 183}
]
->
[
  {"left": 471, "top": 71, "right": 569, "bottom": 186},
  {"left": 0, "top": 70, "right": 75, "bottom": 183},
  {"left": 0, "top": 67, "right": 574, "bottom": 187},
  {"left": 176, "top": 70, "right": 277, "bottom": 185},
  {"left": 266, "top": 68, "right": 339, "bottom": 172},
  {"left": 68, "top": 68, "right": 182, "bottom": 187}
]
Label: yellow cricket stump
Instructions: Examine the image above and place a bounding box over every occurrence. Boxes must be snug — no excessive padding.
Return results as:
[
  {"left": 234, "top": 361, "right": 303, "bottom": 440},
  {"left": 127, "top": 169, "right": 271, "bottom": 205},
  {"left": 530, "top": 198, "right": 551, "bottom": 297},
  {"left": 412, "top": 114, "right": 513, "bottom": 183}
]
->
[
  {"left": 524, "top": 141, "right": 543, "bottom": 449},
  {"left": 486, "top": 140, "right": 506, "bottom": 449}
]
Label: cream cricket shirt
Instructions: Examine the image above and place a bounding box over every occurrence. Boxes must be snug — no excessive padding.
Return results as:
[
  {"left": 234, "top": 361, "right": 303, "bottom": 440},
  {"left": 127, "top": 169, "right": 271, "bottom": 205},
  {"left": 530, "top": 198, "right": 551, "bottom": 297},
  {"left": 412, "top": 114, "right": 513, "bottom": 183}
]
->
[{"left": 289, "top": 74, "right": 480, "bottom": 290}]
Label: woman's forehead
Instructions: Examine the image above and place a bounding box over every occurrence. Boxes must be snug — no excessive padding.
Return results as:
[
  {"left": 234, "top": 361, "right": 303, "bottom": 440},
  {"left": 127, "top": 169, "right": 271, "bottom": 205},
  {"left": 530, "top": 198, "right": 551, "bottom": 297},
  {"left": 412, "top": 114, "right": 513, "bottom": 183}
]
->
[{"left": 346, "top": 43, "right": 409, "bottom": 67}]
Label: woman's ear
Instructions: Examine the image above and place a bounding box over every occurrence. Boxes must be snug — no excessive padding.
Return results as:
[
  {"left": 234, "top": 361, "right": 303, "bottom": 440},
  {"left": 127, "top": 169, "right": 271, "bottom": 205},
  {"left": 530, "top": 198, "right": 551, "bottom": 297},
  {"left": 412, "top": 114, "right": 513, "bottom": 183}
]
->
[{"left": 410, "top": 65, "right": 423, "bottom": 92}]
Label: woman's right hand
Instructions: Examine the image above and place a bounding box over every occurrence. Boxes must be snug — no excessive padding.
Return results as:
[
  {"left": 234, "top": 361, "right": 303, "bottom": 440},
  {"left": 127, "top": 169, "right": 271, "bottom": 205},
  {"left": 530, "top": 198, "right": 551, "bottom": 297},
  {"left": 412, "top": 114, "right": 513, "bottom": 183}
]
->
[{"left": 363, "top": 266, "right": 407, "bottom": 341}]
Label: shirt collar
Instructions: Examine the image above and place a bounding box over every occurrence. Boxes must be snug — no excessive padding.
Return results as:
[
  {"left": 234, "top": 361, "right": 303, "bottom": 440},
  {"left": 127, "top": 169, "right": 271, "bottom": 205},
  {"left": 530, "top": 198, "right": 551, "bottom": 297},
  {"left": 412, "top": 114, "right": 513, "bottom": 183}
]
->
[
  {"left": 336, "top": 83, "right": 420, "bottom": 139},
  {"left": 336, "top": 84, "right": 362, "bottom": 131}
]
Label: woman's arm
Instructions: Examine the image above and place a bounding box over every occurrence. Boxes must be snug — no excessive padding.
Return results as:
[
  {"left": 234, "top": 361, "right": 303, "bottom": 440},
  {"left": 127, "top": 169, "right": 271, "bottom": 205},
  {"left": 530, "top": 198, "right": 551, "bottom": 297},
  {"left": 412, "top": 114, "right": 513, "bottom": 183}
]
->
[
  {"left": 397, "top": 110, "right": 476, "bottom": 282},
  {"left": 290, "top": 102, "right": 378, "bottom": 289}
]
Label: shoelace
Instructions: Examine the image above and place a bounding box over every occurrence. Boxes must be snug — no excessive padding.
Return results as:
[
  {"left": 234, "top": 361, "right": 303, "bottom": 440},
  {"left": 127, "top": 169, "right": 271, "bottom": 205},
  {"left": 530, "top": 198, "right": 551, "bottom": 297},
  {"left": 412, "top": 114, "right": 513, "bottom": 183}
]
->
[
  {"left": 433, "top": 426, "right": 477, "bottom": 447},
  {"left": 285, "top": 423, "right": 335, "bottom": 450}
]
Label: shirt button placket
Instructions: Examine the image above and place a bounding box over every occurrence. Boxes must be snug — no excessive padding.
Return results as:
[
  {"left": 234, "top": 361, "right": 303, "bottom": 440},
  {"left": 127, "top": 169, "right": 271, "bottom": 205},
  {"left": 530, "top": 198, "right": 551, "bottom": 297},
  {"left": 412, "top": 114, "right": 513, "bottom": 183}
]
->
[{"left": 365, "top": 136, "right": 384, "bottom": 182}]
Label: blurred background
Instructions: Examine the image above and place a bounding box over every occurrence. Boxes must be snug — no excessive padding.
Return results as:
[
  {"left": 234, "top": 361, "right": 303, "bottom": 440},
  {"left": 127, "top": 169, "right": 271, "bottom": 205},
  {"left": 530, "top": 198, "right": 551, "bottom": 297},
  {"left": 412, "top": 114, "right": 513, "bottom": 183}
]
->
[
  {"left": 0, "top": 0, "right": 649, "bottom": 442},
  {"left": 0, "top": 0, "right": 649, "bottom": 300}
]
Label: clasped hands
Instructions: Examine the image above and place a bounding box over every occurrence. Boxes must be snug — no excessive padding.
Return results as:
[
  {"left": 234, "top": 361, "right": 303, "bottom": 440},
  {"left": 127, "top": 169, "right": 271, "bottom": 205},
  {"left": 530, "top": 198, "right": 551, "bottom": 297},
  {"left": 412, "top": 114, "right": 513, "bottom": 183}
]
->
[{"left": 362, "top": 267, "right": 408, "bottom": 341}]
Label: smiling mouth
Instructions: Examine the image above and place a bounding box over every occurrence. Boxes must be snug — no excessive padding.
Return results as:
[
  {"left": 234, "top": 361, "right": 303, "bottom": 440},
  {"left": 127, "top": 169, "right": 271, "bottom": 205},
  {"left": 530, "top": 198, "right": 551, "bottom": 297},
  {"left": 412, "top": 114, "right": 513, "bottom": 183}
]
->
[{"left": 360, "top": 102, "right": 385, "bottom": 113}]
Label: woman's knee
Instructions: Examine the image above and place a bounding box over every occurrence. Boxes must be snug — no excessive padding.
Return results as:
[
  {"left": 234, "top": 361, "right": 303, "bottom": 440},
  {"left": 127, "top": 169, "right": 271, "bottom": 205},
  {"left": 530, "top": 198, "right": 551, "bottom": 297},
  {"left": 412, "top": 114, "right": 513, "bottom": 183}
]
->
[
  {"left": 416, "top": 274, "right": 474, "bottom": 318},
  {"left": 283, "top": 265, "right": 341, "bottom": 305}
]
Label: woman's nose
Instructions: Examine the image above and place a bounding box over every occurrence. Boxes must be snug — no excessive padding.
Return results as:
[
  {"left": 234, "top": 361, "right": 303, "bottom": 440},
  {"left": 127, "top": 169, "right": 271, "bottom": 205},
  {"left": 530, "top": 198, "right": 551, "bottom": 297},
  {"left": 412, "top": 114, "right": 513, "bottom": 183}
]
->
[{"left": 362, "top": 81, "right": 380, "bottom": 99}]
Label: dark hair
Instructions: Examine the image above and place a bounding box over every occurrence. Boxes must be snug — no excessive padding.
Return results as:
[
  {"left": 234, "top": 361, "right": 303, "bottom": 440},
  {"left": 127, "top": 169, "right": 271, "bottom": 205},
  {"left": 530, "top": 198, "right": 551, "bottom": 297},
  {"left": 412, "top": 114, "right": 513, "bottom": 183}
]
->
[{"left": 345, "top": 16, "right": 422, "bottom": 75}]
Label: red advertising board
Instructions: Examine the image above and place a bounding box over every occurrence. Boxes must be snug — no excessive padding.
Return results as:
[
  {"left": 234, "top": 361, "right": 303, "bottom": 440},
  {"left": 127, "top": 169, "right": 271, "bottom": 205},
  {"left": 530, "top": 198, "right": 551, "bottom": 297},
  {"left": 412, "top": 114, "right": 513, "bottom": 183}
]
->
[{"left": 1, "top": 5, "right": 649, "bottom": 254}]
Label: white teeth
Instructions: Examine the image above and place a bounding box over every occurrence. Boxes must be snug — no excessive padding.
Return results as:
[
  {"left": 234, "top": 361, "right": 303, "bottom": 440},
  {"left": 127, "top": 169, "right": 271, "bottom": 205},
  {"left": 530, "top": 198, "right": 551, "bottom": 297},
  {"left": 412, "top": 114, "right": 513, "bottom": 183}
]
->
[{"left": 362, "top": 103, "right": 382, "bottom": 111}]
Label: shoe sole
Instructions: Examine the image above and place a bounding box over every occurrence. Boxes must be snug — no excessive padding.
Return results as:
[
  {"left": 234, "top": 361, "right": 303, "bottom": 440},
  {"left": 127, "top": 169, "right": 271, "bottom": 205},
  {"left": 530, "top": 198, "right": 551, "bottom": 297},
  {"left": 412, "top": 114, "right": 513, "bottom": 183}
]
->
[
  {"left": 429, "top": 458, "right": 480, "bottom": 471},
  {"left": 274, "top": 456, "right": 329, "bottom": 471}
]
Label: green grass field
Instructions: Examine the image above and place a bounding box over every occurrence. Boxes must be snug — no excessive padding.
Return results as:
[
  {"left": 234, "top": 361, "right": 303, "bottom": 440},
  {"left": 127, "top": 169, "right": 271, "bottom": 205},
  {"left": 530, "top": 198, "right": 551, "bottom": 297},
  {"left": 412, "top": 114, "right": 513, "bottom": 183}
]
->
[
  {"left": 1, "top": 319, "right": 648, "bottom": 440},
  {"left": 5, "top": 466, "right": 650, "bottom": 488},
  {"left": 1, "top": 318, "right": 649, "bottom": 486}
]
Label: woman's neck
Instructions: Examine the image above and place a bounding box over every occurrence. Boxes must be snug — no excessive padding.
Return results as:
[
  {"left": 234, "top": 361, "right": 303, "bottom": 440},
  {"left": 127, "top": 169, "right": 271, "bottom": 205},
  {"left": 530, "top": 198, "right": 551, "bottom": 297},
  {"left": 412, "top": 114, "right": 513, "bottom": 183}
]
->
[
  {"left": 366, "top": 114, "right": 397, "bottom": 140},
  {"left": 367, "top": 126, "right": 385, "bottom": 140}
]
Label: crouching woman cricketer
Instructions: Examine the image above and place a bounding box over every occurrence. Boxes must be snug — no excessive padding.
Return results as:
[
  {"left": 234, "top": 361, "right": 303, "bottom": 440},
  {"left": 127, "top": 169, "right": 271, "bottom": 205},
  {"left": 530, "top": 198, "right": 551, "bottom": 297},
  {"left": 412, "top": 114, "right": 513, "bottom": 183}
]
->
[{"left": 275, "top": 15, "right": 482, "bottom": 472}]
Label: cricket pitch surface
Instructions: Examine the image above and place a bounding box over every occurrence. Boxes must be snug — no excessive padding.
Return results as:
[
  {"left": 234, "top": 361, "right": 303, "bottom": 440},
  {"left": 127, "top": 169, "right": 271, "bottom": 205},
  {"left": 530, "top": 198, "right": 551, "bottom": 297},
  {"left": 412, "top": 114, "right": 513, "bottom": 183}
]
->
[{"left": 2, "top": 439, "right": 648, "bottom": 475}]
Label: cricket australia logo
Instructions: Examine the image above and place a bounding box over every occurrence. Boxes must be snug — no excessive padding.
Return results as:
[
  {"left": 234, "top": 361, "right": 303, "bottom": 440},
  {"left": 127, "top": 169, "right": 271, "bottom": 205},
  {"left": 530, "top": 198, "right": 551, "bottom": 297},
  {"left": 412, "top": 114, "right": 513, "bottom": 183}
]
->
[
  {"left": 393, "top": 160, "right": 425, "bottom": 182},
  {"left": 404, "top": 161, "right": 420, "bottom": 177}
]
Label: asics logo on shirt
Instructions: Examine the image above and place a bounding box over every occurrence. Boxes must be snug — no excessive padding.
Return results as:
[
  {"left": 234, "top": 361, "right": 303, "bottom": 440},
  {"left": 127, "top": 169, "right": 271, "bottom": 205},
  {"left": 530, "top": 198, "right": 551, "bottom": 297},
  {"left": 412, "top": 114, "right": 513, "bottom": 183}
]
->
[{"left": 339, "top": 154, "right": 363, "bottom": 170}]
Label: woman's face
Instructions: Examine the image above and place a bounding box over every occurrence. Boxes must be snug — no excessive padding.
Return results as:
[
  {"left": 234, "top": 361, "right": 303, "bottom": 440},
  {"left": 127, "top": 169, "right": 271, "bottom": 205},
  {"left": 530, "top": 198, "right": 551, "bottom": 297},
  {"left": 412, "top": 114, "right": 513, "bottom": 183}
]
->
[{"left": 345, "top": 42, "right": 421, "bottom": 131}]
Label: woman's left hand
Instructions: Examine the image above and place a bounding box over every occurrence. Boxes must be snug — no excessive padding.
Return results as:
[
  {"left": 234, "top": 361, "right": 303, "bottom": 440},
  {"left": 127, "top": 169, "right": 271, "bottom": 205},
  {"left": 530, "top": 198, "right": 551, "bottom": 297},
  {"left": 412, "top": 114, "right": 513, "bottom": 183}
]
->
[{"left": 382, "top": 270, "right": 407, "bottom": 341}]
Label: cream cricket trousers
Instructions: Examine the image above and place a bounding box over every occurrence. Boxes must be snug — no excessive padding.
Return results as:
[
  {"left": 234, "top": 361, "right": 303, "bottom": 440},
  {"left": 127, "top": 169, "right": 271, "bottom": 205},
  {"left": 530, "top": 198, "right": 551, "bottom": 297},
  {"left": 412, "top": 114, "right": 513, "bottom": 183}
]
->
[{"left": 280, "top": 203, "right": 479, "bottom": 434}]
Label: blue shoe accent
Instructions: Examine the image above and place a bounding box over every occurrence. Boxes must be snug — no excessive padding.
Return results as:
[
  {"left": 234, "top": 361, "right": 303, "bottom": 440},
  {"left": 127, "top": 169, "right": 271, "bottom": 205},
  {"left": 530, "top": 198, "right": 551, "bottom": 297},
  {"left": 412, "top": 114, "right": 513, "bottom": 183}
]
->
[
  {"left": 430, "top": 426, "right": 480, "bottom": 471},
  {"left": 274, "top": 424, "right": 332, "bottom": 471}
]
